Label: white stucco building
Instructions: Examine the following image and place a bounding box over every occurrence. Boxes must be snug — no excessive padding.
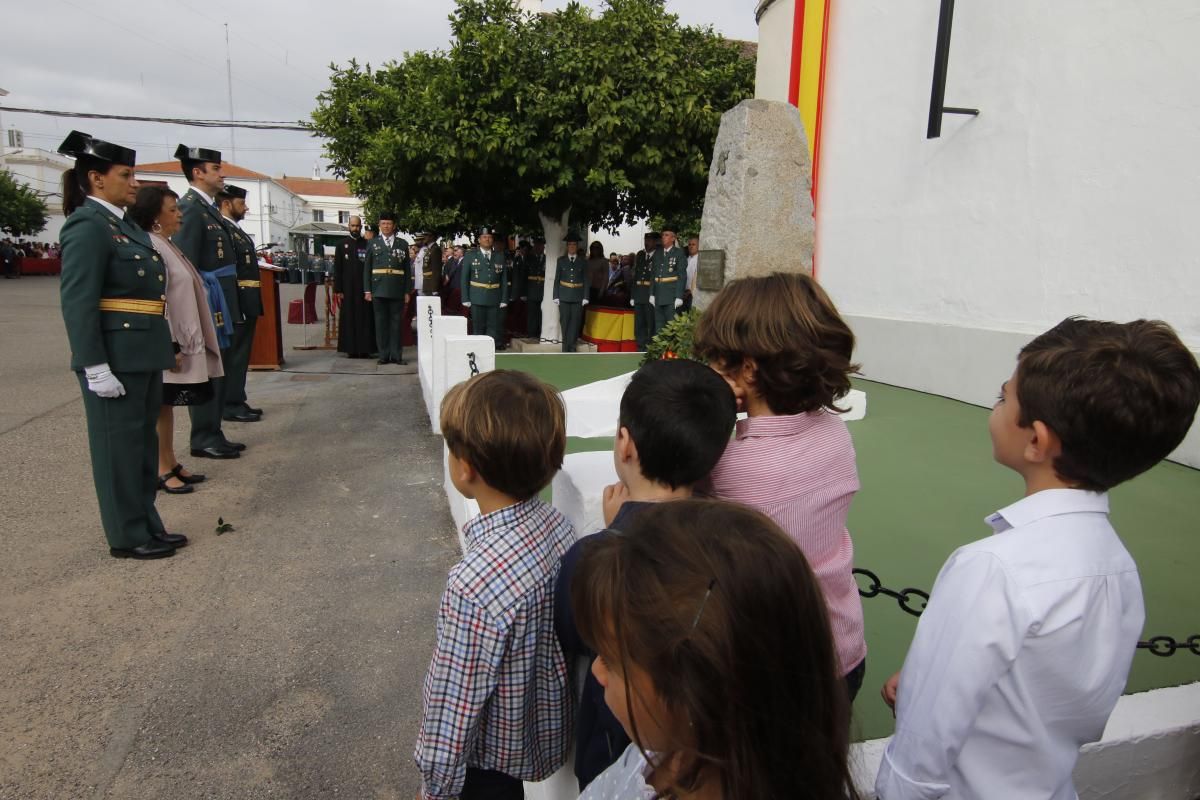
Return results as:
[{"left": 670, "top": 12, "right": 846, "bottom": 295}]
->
[
  {"left": 275, "top": 175, "right": 365, "bottom": 230},
  {"left": 1, "top": 145, "right": 72, "bottom": 243}
]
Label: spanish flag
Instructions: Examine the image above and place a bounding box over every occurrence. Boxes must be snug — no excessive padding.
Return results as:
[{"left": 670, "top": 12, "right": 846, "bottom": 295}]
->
[{"left": 789, "top": 0, "right": 831, "bottom": 200}]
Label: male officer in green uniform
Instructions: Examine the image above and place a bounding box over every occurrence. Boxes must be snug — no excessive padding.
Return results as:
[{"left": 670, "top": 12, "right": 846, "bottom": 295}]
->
[
  {"left": 460, "top": 226, "right": 508, "bottom": 347},
  {"left": 651, "top": 226, "right": 687, "bottom": 334},
  {"left": 553, "top": 231, "right": 589, "bottom": 352},
  {"left": 363, "top": 212, "right": 411, "bottom": 364},
  {"left": 526, "top": 237, "right": 547, "bottom": 338},
  {"left": 416, "top": 232, "right": 442, "bottom": 297},
  {"left": 631, "top": 231, "right": 659, "bottom": 350},
  {"left": 58, "top": 130, "right": 185, "bottom": 558},
  {"left": 173, "top": 144, "right": 244, "bottom": 459},
  {"left": 216, "top": 183, "right": 263, "bottom": 422}
]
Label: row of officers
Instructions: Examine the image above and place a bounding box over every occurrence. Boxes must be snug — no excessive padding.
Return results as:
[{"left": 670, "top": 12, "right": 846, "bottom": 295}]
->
[
  {"left": 56, "top": 131, "right": 265, "bottom": 560},
  {"left": 334, "top": 220, "right": 690, "bottom": 355}
]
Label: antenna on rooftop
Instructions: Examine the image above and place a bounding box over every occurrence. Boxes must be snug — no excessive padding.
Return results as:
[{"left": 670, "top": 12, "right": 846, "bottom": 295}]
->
[{"left": 225, "top": 23, "right": 237, "bottom": 161}]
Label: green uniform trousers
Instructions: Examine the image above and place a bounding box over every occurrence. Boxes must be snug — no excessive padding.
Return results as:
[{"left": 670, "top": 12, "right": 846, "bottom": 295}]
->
[
  {"left": 224, "top": 318, "right": 257, "bottom": 413},
  {"left": 471, "top": 304, "right": 506, "bottom": 348},
  {"left": 189, "top": 354, "right": 228, "bottom": 450},
  {"left": 373, "top": 297, "right": 404, "bottom": 361},
  {"left": 559, "top": 302, "right": 583, "bottom": 352},
  {"left": 634, "top": 303, "right": 654, "bottom": 350},
  {"left": 527, "top": 300, "right": 543, "bottom": 339},
  {"left": 653, "top": 303, "right": 677, "bottom": 335},
  {"left": 77, "top": 369, "right": 166, "bottom": 550}
]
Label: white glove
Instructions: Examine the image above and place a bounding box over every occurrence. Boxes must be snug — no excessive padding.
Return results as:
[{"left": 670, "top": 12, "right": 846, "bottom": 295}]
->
[
  {"left": 674, "top": 298, "right": 683, "bottom": 309},
  {"left": 462, "top": 301, "right": 471, "bottom": 308},
  {"left": 630, "top": 299, "right": 635, "bottom": 307},
  {"left": 500, "top": 302, "right": 508, "bottom": 308},
  {"left": 84, "top": 363, "right": 126, "bottom": 398},
  {"left": 582, "top": 299, "right": 589, "bottom": 306},
  {"left": 554, "top": 298, "right": 560, "bottom": 305},
  {"left": 649, "top": 295, "right": 656, "bottom": 305}
]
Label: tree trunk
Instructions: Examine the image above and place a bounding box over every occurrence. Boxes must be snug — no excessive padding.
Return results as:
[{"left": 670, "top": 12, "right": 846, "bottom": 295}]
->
[{"left": 538, "top": 208, "right": 570, "bottom": 344}]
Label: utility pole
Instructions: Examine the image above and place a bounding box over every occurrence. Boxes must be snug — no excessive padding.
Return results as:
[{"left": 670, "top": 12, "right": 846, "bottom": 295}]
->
[{"left": 225, "top": 24, "right": 236, "bottom": 161}]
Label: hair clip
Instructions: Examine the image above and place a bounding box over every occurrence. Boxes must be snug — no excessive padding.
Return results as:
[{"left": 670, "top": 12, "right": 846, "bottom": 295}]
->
[{"left": 690, "top": 578, "right": 718, "bottom": 631}]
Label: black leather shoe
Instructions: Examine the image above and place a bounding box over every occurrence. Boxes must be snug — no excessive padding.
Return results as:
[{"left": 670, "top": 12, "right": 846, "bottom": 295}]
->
[
  {"left": 395, "top": 357, "right": 407, "bottom": 365},
  {"left": 171, "top": 464, "right": 205, "bottom": 484},
  {"left": 378, "top": 357, "right": 389, "bottom": 365},
  {"left": 191, "top": 446, "right": 240, "bottom": 459},
  {"left": 222, "top": 440, "right": 247, "bottom": 452},
  {"left": 223, "top": 410, "right": 261, "bottom": 422},
  {"left": 244, "top": 405, "right": 263, "bottom": 416},
  {"left": 158, "top": 474, "right": 195, "bottom": 494},
  {"left": 110, "top": 540, "right": 175, "bottom": 559},
  {"left": 150, "top": 530, "right": 188, "bottom": 548}
]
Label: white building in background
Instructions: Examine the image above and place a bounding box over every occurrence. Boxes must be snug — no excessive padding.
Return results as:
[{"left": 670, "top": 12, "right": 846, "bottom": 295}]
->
[
  {"left": 276, "top": 175, "right": 365, "bottom": 230},
  {"left": 134, "top": 161, "right": 327, "bottom": 252},
  {"left": 0, "top": 141, "right": 72, "bottom": 243}
]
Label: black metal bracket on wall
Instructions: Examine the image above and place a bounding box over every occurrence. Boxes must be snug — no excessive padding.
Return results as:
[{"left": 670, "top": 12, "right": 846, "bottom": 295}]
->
[{"left": 928, "top": 0, "right": 980, "bottom": 138}]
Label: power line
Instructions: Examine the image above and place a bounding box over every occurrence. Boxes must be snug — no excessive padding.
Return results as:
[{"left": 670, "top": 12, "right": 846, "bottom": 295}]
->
[
  {"left": 0, "top": 106, "right": 307, "bottom": 131},
  {"left": 174, "top": 0, "right": 328, "bottom": 85},
  {"left": 17, "top": 132, "right": 325, "bottom": 152}
]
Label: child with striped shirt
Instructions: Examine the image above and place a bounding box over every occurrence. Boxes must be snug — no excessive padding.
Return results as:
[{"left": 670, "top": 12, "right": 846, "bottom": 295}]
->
[{"left": 695, "top": 271, "right": 868, "bottom": 698}]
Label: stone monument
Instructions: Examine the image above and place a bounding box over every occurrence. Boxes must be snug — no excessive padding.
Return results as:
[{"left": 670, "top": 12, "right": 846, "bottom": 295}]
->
[{"left": 695, "top": 99, "right": 815, "bottom": 310}]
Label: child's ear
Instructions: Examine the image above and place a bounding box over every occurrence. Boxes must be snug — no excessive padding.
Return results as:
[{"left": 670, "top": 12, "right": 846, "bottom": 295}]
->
[
  {"left": 455, "top": 455, "right": 477, "bottom": 486},
  {"left": 615, "top": 426, "right": 637, "bottom": 464},
  {"left": 740, "top": 357, "right": 758, "bottom": 387},
  {"left": 1025, "top": 420, "right": 1062, "bottom": 465}
]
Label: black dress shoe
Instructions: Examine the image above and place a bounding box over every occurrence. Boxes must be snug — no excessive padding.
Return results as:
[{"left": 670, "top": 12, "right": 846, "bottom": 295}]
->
[
  {"left": 191, "top": 446, "right": 240, "bottom": 459},
  {"left": 171, "top": 464, "right": 205, "bottom": 484},
  {"left": 110, "top": 540, "right": 175, "bottom": 559},
  {"left": 150, "top": 530, "right": 188, "bottom": 548},
  {"left": 378, "top": 357, "right": 389, "bottom": 365},
  {"left": 244, "top": 405, "right": 263, "bottom": 416},
  {"left": 158, "top": 474, "right": 195, "bottom": 494},
  {"left": 222, "top": 440, "right": 247, "bottom": 452},
  {"left": 223, "top": 410, "right": 261, "bottom": 422}
]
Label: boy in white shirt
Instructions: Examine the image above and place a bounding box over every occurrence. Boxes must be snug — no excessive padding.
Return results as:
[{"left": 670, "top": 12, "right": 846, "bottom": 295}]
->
[{"left": 876, "top": 317, "right": 1200, "bottom": 800}]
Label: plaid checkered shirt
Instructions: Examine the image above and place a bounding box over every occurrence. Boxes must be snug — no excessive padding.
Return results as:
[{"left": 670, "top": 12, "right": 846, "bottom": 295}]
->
[{"left": 414, "top": 498, "right": 578, "bottom": 799}]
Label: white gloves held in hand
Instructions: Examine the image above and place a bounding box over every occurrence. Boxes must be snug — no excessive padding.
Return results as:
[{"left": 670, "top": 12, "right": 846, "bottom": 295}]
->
[
  {"left": 582, "top": 299, "right": 589, "bottom": 306},
  {"left": 649, "top": 295, "right": 656, "bottom": 305},
  {"left": 674, "top": 298, "right": 683, "bottom": 309},
  {"left": 84, "top": 363, "right": 125, "bottom": 398},
  {"left": 630, "top": 299, "right": 635, "bottom": 307},
  {"left": 553, "top": 299, "right": 560, "bottom": 305},
  {"left": 462, "top": 301, "right": 471, "bottom": 308}
]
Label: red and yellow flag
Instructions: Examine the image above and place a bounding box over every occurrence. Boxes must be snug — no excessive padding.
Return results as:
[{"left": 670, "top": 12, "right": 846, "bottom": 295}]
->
[{"left": 788, "top": 0, "right": 831, "bottom": 201}]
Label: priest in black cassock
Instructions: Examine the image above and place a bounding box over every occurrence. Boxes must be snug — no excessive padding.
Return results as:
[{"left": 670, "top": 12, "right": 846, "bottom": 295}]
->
[{"left": 333, "top": 215, "right": 375, "bottom": 358}]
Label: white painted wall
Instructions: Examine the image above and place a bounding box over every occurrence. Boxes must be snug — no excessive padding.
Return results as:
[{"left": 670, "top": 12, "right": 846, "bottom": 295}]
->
[
  {"left": 2, "top": 147, "right": 72, "bottom": 243},
  {"left": 807, "top": 1, "right": 1200, "bottom": 466},
  {"left": 753, "top": 0, "right": 793, "bottom": 103}
]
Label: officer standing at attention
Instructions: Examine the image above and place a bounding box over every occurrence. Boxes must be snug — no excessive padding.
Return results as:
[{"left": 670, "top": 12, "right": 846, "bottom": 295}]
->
[
  {"left": 57, "top": 131, "right": 186, "bottom": 559},
  {"left": 651, "top": 225, "right": 687, "bottom": 334},
  {"left": 460, "top": 226, "right": 508, "bottom": 348},
  {"left": 526, "top": 237, "right": 547, "bottom": 339},
  {"left": 553, "top": 231, "right": 589, "bottom": 352},
  {"left": 363, "top": 212, "right": 411, "bottom": 365},
  {"left": 631, "top": 231, "right": 659, "bottom": 350},
  {"left": 417, "top": 232, "right": 443, "bottom": 298},
  {"left": 216, "top": 183, "right": 263, "bottom": 422},
  {"left": 173, "top": 144, "right": 244, "bottom": 460}
]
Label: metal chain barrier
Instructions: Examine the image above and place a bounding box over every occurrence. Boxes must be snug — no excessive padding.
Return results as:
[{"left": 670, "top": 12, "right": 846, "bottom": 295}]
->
[
  {"left": 467, "top": 352, "right": 479, "bottom": 376},
  {"left": 427, "top": 305, "right": 435, "bottom": 337},
  {"left": 855, "top": 568, "right": 1198, "bottom": 657}
]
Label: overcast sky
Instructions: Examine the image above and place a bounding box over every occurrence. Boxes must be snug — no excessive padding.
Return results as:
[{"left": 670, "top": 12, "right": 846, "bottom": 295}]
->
[{"left": 0, "top": 0, "right": 758, "bottom": 182}]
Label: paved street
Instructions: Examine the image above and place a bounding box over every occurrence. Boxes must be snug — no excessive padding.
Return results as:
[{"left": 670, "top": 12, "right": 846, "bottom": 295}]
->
[{"left": 0, "top": 276, "right": 458, "bottom": 799}]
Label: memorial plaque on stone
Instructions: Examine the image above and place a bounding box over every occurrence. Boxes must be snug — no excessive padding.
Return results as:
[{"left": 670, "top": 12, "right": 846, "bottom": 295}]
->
[{"left": 697, "top": 250, "right": 725, "bottom": 291}]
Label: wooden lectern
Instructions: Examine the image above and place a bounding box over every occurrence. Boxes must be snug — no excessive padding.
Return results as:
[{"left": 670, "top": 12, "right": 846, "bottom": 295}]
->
[{"left": 250, "top": 266, "right": 284, "bottom": 370}]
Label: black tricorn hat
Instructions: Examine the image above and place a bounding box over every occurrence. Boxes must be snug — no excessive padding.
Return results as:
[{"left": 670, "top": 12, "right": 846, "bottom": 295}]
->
[
  {"left": 57, "top": 130, "right": 136, "bottom": 167},
  {"left": 219, "top": 183, "right": 248, "bottom": 200},
  {"left": 644, "top": 230, "right": 662, "bottom": 240},
  {"left": 174, "top": 144, "right": 222, "bottom": 163},
  {"left": 563, "top": 231, "right": 584, "bottom": 243},
  {"left": 477, "top": 226, "right": 496, "bottom": 236},
  {"left": 377, "top": 211, "right": 397, "bottom": 222}
]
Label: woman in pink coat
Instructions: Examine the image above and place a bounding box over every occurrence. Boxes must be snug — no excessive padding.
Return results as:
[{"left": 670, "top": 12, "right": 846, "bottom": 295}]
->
[{"left": 128, "top": 186, "right": 224, "bottom": 494}]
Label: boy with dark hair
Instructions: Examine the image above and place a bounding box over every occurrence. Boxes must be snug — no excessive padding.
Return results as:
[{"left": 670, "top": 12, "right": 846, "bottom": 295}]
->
[
  {"left": 554, "top": 358, "right": 738, "bottom": 790},
  {"left": 877, "top": 317, "right": 1200, "bottom": 800},
  {"left": 415, "top": 370, "right": 577, "bottom": 800}
]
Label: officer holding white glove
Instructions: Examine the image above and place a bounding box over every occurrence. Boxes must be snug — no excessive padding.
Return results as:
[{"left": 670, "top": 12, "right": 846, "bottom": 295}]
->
[
  {"left": 651, "top": 226, "right": 689, "bottom": 335},
  {"left": 553, "top": 231, "right": 588, "bottom": 352},
  {"left": 84, "top": 363, "right": 126, "bottom": 398}
]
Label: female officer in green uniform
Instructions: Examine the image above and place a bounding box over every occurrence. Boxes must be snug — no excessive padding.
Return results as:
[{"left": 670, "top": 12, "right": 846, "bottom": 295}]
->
[{"left": 58, "top": 131, "right": 187, "bottom": 559}]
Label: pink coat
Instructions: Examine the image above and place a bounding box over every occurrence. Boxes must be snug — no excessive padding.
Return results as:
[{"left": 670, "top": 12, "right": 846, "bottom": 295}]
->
[{"left": 151, "top": 233, "right": 224, "bottom": 383}]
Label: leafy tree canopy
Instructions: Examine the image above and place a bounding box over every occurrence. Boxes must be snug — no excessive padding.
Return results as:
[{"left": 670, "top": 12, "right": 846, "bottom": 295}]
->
[
  {"left": 0, "top": 169, "right": 50, "bottom": 238},
  {"left": 310, "top": 0, "right": 754, "bottom": 239}
]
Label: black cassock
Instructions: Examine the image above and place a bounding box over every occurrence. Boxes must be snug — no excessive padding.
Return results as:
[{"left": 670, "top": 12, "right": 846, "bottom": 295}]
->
[{"left": 333, "top": 235, "right": 376, "bottom": 356}]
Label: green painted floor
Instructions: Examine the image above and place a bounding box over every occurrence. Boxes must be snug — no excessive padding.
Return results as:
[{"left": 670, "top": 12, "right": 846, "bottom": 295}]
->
[{"left": 497, "top": 354, "right": 1200, "bottom": 740}]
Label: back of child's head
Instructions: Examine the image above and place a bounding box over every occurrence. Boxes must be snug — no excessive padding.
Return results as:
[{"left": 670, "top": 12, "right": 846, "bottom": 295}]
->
[
  {"left": 617, "top": 359, "right": 737, "bottom": 489},
  {"left": 1016, "top": 317, "right": 1200, "bottom": 491},
  {"left": 694, "top": 271, "right": 859, "bottom": 414},
  {"left": 572, "top": 499, "right": 858, "bottom": 800},
  {"left": 440, "top": 370, "right": 566, "bottom": 499}
]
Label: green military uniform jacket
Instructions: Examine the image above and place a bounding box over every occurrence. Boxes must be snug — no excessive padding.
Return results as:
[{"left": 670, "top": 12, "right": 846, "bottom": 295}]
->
[
  {"left": 221, "top": 215, "right": 262, "bottom": 318},
  {"left": 509, "top": 253, "right": 527, "bottom": 302},
  {"left": 651, "top": 245, "right": 687, "bottom": 305},
  {"left": 460, "top": 248, "right": 508, "bottom": 306},
  {"left": 419, "top": 242, "right": 442, "bottom": 295},
  {"left": 59, "top": 198, "right": 174, "bottom": 372},
  {"left": 525, "top": 253, "right": 547, "bottom": 302},
  {"left": 364, "top": 236, "right": 412, "bottom": 299},
  {"left": 553, "top": 255, "right": 587, "bottom": 303},
  {"left": 174, "top": 187, "right": 241, "bottom": 322},
  {"left": 632, "top": 249, "right": 655, "bottom": 304}
]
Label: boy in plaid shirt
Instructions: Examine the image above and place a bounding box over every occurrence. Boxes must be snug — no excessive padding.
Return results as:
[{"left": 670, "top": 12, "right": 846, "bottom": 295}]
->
[{"left": 415, "top": 370, "right": 577, "bottom": 800}]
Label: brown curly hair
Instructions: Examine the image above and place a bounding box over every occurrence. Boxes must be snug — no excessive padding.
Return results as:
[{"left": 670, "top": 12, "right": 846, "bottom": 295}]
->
[{"left": 694, "top": 272, "right": 859, "bottom": 414}]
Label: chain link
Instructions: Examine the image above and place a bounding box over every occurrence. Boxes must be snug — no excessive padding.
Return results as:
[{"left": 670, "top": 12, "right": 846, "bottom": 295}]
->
[
  {"left": 1137, "top": 635, "right": 1200, "bottom": 657},
  {"left": 853, "top": 568, "right": 929, "bottom": 617},
  {"left": 427, "top": 305, "right": 434, "bottom": 337},
  {"left": 467, "top": 352, "right": 479, "bottom": 376}
]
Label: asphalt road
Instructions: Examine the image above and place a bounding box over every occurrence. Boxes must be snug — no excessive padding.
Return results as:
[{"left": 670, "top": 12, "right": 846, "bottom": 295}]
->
[{"left": 0, "top": 277, "right": 459, "bottom": 799}]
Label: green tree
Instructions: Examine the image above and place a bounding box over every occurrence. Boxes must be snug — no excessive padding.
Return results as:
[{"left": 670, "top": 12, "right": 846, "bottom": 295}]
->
[
  {"left": 0, "top": 169, "right": 49, "bottom": 238},
  {"left": 310, "top": 0, "right": 754, "bottom": 340}
]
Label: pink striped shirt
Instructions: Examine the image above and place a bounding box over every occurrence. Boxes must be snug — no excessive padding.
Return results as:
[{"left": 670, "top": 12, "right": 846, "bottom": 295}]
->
[{"left": 705, "top": 411, "right": 867, "bottom": 675}]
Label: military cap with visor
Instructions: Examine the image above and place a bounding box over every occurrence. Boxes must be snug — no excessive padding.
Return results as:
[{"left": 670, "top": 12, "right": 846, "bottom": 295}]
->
[
  {"left": 174, "top": 144, "right": 222, "bottom": 163},
  {"left": 57, "top": 130, "right": 136, "bottom": 167}
]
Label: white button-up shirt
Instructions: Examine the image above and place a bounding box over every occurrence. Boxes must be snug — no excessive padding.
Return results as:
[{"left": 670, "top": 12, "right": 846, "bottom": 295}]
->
[{"left": 876, "top": 489, "right": 1144, "bottom": 800}]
